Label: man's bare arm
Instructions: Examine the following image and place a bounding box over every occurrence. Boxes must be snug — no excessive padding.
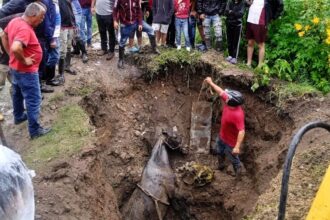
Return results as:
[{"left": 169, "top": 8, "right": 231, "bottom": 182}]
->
[
  {"left": 233, "top": 130, "right": 245, "bottom": 155},
  {"left": 204, "top": 77, "right": 225, "bottom": 96},
  {"left": 11, "top": 41, "right": 35, "bottom": 66}
]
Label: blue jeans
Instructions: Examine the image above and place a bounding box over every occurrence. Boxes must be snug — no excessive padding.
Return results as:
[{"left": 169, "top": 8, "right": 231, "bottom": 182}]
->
[
  {"left": 215, "top": 137, "right": 241, "bottom": 170},
  {"left": 175, "top": 18, "right": 190, "bottom": 48},
  {"left": 47, "top": 38, "right": 60, "bottom": 67},
  {"left": 119, "top": 21, "right": 154, "bottom": 48},
  {"left": 11, "top": 69, "right": 42, "bottom": 136},
  {"left": 81, "top": 8, "right": 92, "bottom": 44},
  {"left": 202, "top": 14, "right": 222, "bottom": 41},
  {"left": 74, "top": 13, "right": 86, "bottom": 42},
  {"left": 188, "top": 15, "right": 196, "bottom": 48}
]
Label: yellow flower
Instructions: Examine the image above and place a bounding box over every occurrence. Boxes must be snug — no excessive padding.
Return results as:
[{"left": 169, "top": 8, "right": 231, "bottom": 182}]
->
[
  {"left": 326, "top": 37, "right": 330, "bottom": 45},
  {"left": 327, "top": 28, "right": 330, "bottom": 36},
  {"left": 298, "top": 31, "right": 305, "bottom": 37},
  {"left": 304, "top": 25, "right": 311, "bottom": 31},
  {"left": 312, "top": 17, "right": 320, "bottom": 25},
  {"left": 294, "top": 23, "right": 303, "bottom": 31}
]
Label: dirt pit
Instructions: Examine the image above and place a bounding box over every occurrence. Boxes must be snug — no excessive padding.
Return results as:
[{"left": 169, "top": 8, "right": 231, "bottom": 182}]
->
[
  {"left": 19, "top": 50, "right": 329, "bottom": 220},
  {"left": 70, "top": 57, "right": 297, "bottom": 219}
]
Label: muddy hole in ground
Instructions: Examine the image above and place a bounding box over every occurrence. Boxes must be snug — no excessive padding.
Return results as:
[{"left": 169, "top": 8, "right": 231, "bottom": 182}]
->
[{"left": 79, "top": 64, "right": 294, "bottom": 220}]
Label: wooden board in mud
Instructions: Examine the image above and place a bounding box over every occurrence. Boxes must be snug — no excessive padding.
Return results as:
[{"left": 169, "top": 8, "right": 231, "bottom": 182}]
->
[{"left": 190, "top": 101, "right": 212, "bottom": 154}]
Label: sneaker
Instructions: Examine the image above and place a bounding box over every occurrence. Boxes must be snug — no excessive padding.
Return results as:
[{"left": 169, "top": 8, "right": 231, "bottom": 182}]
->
[
  {"left": 226, "top": 56, "right": 233, "bottom": 62},
  {"left": 129, "top": 46, "right": 140, "bottom": 53},
  {"left": 230, "top": 58, "right": 237, "bottom": 64},
  {"left": 186, "top": 47, "right": 191, "bottom": 52},
  {"left": 14, "top": 113, "right": 27, "bottom": 125},
  {"left": 82, "top": 53, "right": 88, "bottom": 63},
  {"left": 46, "top": 78, "right": 60, "bottom": 86},
  {"left": 106, "top": 52, "right": 115, "bottom": 60},
  {"left": 177, "top": 45, "right": 181, "bottom": 50},
  {"left": 57, "top": 75, "right": 65, "bottom": 85},
  {"left": 97, "top": 50, "right": 107, "bottom": 56},
  {"left": 30, "top": 127, "right": 52, "bottom": 139},
  {"left": 41, "top": 84, "right": 54, "bottom": 93}
]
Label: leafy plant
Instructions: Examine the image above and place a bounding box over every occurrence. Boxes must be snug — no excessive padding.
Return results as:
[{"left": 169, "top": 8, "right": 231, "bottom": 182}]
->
[{"left": 266, "top": 0, "right": 330, "bottom": 93}]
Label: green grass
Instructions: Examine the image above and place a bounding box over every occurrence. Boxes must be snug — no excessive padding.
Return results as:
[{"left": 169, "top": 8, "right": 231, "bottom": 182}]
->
[
  {"left": 276, "top": 82, "right": 320, "bottom": 99},
  {"left": 92, "top": 16, "right": 98, "bottom": 33},
  {"left": 24, "top": 104, "right": 92, "bottom": 169},
  {"left": 145, "top": 48, "right": 202, "bottom": 81},
  {"left": 48, "top": 92, "right": 65, "bottom": 103}
]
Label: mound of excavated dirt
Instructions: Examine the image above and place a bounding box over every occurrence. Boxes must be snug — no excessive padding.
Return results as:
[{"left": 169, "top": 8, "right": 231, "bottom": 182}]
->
[{"left": 1, "top": 47, "right": 329, "bottom": 220}]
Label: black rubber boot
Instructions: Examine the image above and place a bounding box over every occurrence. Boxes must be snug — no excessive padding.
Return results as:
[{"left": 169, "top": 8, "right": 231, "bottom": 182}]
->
[
  {"left": 64, "top": 52, "right": 77, "bottom": 75},
  {"left": 234, "top": 165, "right": 242, "bottom": 180},
  {"left": 58, "top": 58, "right": 65, "bottom": 85},
  {"left": 78, "top": 39, "right": 88, "bottom": 63},
  {"left": 72, "top": 43, "right": 80, "bottom": 55},
  {"left": 118, "top": 46, "right": 124, "bottom": 69},
  {"left": 149, "top": 35, "right": 160, "bottom": 54},
  {"left": 218, "top": 155, "right": 226, "bottom": 171},
  {"left": 46, "top": 66, "right": 60, "bottom": 86},
  {"left": 215, "top": 40, "right": 223, "bottom": 52}
]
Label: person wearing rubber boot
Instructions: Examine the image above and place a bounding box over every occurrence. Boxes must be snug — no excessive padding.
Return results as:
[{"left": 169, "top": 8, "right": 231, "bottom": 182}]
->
[
  {"left": 197, "top": 0, "right": 226, "bottom": 51},
  {"left": 59, "top": 0, "right": 77, "bottom": 85},
  {"left": 204, "top": 77, "right": 245, "bottom": 179},
  {"left": 1, "top": 3, "right": 52, "bottom": 139},
  {"left": 45, "top": 0, "right": 62, "bottom": 86},
  {"left": 113, "top": 0, "right": 160, "bottom": 69},
  {"left": 71, "top": 0, "right": 88, "bottom": 63}
]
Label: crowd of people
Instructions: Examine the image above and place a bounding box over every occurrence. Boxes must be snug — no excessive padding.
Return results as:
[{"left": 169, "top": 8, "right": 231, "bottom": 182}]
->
[{"left": 0, "top": 0, "right": 282, "bottom": 139}]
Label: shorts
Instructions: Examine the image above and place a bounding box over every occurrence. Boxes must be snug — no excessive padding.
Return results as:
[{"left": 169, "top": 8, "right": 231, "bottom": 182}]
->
[
  {"left": 152, "top": 23, "right": 169, "bottom": 34},
  {"left": 246, "top": 22, "right": 267, "bottom": 44}
]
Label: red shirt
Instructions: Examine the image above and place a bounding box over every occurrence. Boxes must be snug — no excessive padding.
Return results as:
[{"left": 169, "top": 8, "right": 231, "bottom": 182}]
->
[
  {"left": 5, "top": 17, "right": 42, "bottom": 73},
  {"left": 219, "top": 92, "right": 245, "bottom": 147},
  {"left": 174, "top": 0, "right": 190, "bottom": 19}
]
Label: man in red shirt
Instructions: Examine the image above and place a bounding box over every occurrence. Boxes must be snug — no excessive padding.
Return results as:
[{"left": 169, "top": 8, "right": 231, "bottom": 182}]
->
[
  {"left": 1, "top": 2, "right": 51, "bottom": 139},
  {"left": 204, "top": 77, "right": 245, "bottom": 178}
]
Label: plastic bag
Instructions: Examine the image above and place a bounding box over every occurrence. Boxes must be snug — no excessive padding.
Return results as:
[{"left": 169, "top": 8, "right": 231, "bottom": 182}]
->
[{"left": 0, "top": 145, "right": 35, "bottom": 220}]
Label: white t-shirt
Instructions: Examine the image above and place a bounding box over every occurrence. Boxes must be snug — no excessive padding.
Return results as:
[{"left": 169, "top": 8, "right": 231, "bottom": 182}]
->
[
  {"left": 247, "top": 0, "right": 265, "bottom": 25},
  {"left": 96, "top": 0, "right": 114, "bottom": 15}
]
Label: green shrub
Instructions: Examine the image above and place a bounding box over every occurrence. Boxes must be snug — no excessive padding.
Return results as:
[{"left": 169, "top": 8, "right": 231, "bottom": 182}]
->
[{"left": 267, "top": 0, "right": 330, "bottom": 93}]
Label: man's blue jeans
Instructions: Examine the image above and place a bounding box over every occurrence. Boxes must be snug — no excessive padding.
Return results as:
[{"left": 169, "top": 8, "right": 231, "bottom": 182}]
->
[
  {"left": 119, "top": 21, "right": 154, "bottom": 48},
  {"left": 188, "top": 15, "right": 196, "bottom": 48},
  {"left": 203, "top": 14, "right": 222, "bottom": 41},
  {"left": 47, "top": 38, "right": 60, "bottom": 67},
  {"left": 81, "top": 8, "right": 92, "bottom": 44},
  {"left": 11, "top": 69, "right": 41, "bottom": 136},
  {"left": 175, "top": 18, "right": 191, "bottom": 48},
  {"left": 215, "top": 137, "right": 241, "bottom": 171}
]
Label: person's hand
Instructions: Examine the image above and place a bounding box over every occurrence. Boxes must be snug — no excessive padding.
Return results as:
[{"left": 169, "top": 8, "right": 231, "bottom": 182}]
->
[
  {"left": 24, "top": 54, "right": 35, "bottom": 66},
  {"left": 200, "top": 14, "right": 205, "bottom": 20},
  {"left": 232, "top": 146, "right": 240, "bottom": 155},
  {"left": 50, "top": 40, "right": 57, "bottom": 48},
  {"left": 204, "top": 77, "right": 212, "bottom": 84},
  {"left": 138, "top": 25, "right": 142, "bottom": 31},
  {"left": 114, "top": 21, "right": 119, "bottom": 30},
  {"left": 145, "top": 11, "right": 149, "bottom": 18},
  {"left": 91, "top": 7, "right": 96, "bottom": 15},
  {"left": 190, "top": 10, "right": 197, "bottom": 17}
]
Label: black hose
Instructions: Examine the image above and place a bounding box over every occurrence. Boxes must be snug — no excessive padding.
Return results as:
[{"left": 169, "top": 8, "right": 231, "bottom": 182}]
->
[{"left": 278, "top": 121, "right": 330, "bottom": 220}]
